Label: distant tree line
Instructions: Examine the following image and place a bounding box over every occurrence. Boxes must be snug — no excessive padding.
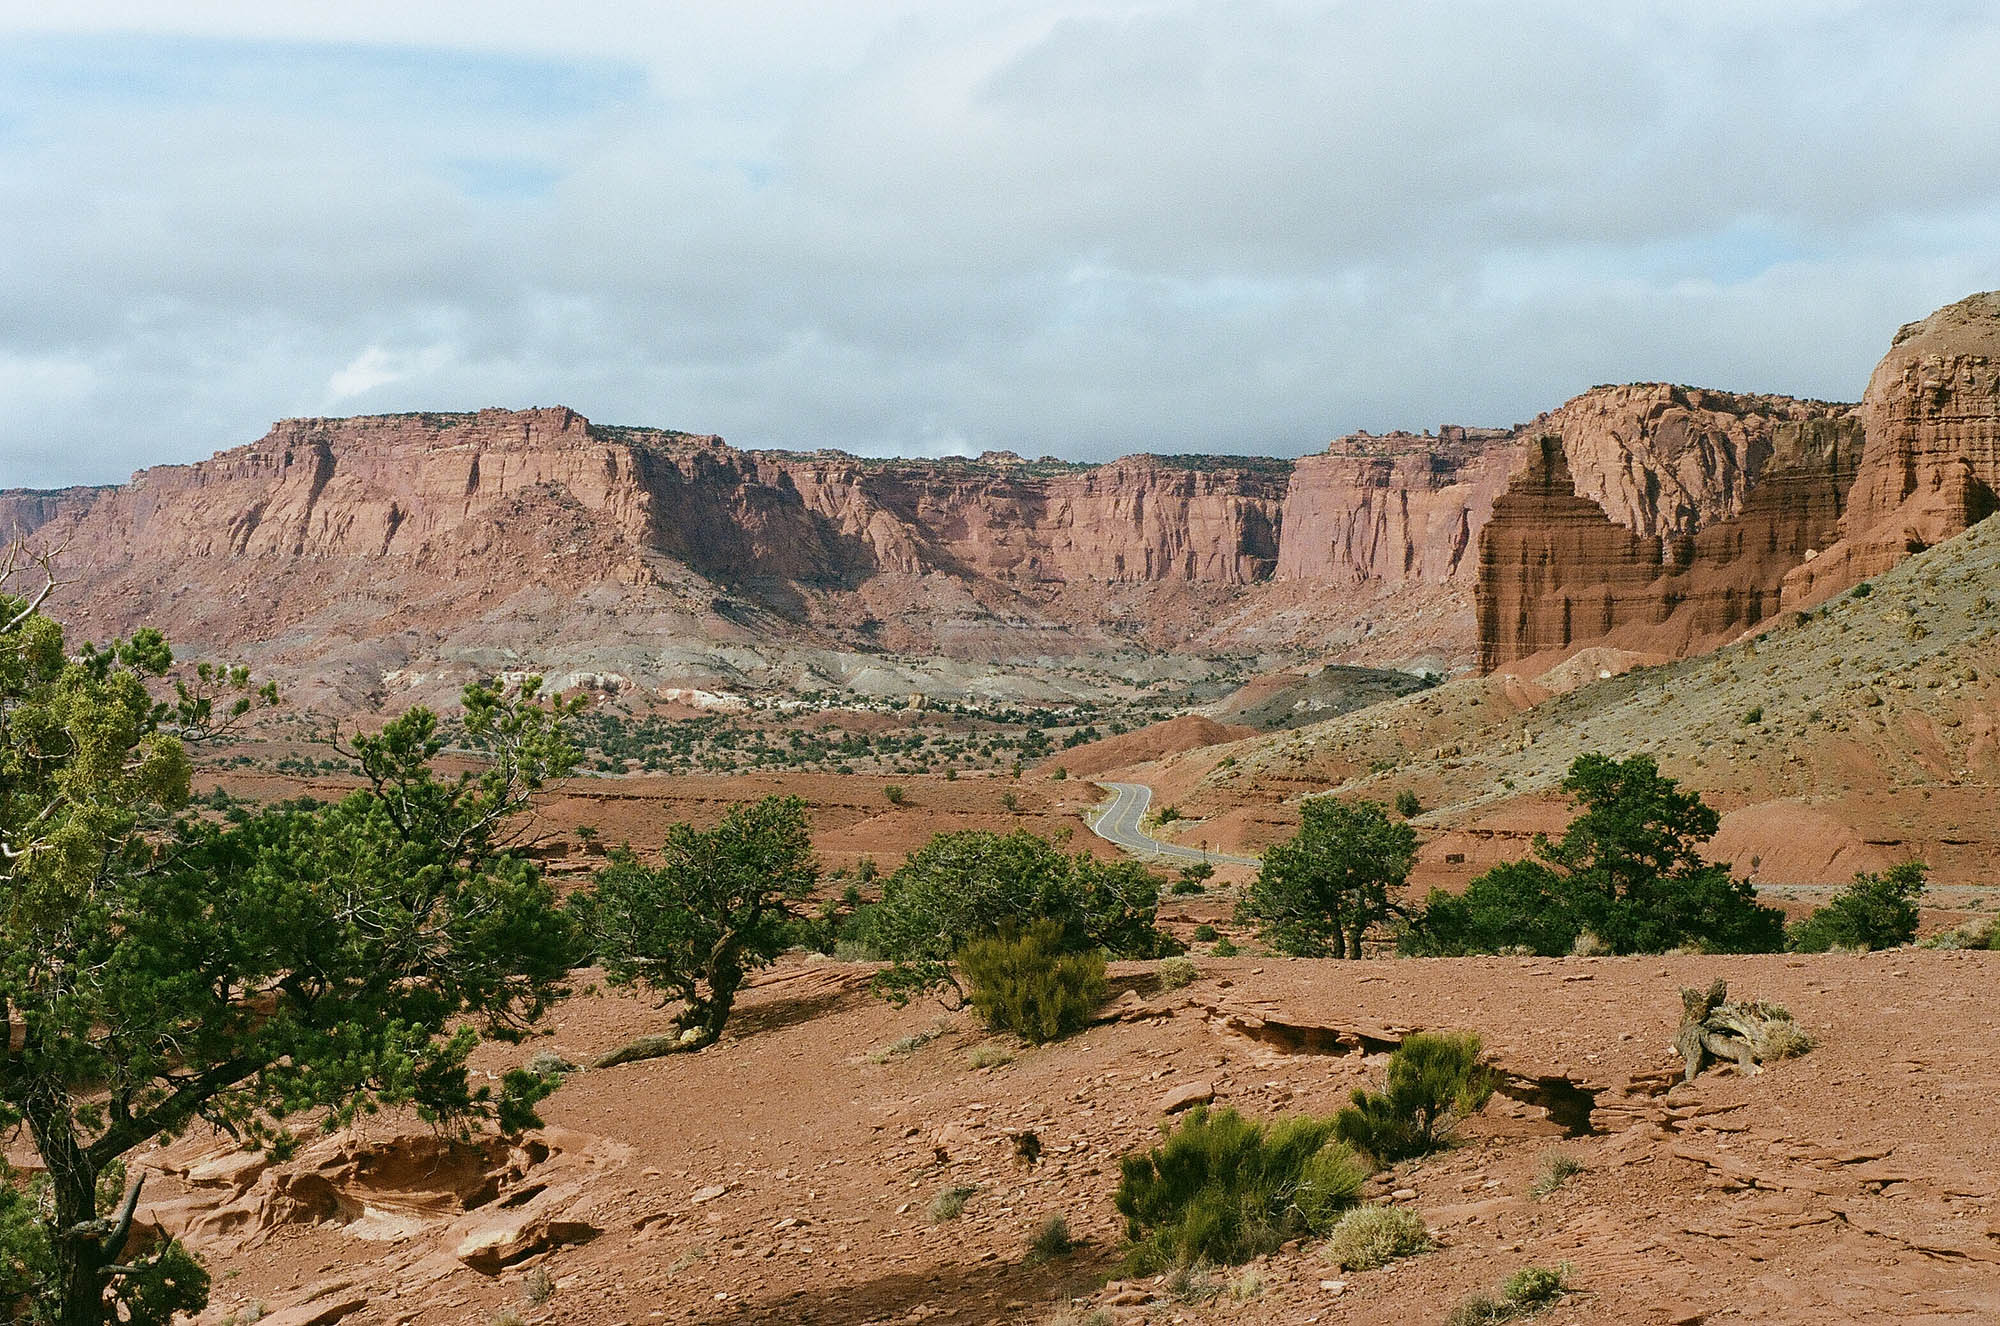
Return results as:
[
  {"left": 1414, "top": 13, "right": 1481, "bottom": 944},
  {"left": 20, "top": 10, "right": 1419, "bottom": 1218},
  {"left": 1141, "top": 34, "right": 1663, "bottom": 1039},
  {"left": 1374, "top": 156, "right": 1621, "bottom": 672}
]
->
[{"left": 1236, "top": 752, "right": 1926, "bottom": 960}]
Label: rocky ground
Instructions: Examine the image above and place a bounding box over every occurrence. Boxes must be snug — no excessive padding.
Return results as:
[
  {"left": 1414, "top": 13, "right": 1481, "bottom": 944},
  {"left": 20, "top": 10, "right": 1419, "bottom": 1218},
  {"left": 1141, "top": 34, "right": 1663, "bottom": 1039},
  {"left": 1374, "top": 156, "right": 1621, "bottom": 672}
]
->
[{"left": 128, "top": 950, "right": 2000, "bottom": 1326}]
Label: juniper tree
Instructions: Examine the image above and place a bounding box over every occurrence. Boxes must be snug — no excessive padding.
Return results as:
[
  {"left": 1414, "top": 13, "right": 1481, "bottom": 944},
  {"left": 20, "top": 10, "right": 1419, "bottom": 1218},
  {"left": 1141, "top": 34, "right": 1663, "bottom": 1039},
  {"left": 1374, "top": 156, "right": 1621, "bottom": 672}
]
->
[
  {"left": 1, "top": 560, "right": 578, "bottom": 1326},
  {"left": 1238, "top": 797, "right": 1415, "bottom": 958},
  {"left": 577, "top": 795, "right": 819, "bottom": 1065}
]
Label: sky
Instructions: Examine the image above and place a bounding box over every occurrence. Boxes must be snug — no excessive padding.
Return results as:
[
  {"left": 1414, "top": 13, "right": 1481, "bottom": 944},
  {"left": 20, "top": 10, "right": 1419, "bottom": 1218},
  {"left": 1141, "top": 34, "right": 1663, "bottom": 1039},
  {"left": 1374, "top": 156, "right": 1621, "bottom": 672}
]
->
[{"left": 3, "top": 1, "right": 1999, "bottom": 488}]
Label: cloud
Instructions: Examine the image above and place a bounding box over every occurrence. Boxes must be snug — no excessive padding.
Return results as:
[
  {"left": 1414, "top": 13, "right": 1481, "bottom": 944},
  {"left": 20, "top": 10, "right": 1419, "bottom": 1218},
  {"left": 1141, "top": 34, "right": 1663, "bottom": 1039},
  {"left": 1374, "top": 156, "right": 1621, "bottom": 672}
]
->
[
  {"left": 1, "top": 2, "right": 1998, "bottom": 487},
  {"left": 325, "top": 344, "right": 458, "bottom": 403}
]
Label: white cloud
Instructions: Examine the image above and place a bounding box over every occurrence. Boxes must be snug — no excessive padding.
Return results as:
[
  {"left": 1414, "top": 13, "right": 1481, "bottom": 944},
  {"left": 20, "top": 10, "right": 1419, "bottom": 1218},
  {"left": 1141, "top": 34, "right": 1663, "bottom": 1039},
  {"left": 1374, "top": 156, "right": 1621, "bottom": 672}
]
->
[
  {"left": 0, "top": 3, "right": 1997, "bottom": 487},
  {"left": 326, "top": 344, "right": 458, "bottom": 403}
]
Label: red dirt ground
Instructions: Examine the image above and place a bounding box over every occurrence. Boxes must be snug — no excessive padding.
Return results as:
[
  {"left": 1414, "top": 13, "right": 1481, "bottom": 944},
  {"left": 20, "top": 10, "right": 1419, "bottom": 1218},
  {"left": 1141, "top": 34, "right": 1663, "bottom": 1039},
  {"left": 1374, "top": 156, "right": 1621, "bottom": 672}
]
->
[{"left": 126, "top": 950, "right": 2000, "bottom": 1326}]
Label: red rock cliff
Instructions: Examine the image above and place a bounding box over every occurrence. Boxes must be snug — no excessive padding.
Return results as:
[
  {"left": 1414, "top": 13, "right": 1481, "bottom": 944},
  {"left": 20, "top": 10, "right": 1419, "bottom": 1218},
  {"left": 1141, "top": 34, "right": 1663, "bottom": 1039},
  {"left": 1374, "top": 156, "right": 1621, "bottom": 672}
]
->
[
  {"left": 1274, "top": 430, "right": 1515, "bottom": 585},
  {"left": 1475, "top": 291, "right": 2000, "bottom": 672},
  {"left": 1477, "top": 413, "right": 1862, "bottom": 671},
  {"left": 1784, "top": 292, "right": 2000, "bottom": 607}
]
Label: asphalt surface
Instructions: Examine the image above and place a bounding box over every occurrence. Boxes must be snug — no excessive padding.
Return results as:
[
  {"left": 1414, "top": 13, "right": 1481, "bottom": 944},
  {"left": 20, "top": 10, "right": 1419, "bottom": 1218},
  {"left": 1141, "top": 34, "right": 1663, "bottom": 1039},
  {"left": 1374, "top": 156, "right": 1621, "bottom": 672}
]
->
[{"left": 1090, "top": 781, "right": 1262, "bottom": 868}]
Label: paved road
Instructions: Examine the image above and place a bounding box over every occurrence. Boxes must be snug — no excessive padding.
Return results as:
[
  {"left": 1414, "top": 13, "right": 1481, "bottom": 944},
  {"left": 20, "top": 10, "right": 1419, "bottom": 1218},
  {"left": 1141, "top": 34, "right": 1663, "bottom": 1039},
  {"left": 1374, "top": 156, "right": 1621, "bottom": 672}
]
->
[{"left": 1090, "top": 781, "right": 1262, "bottom": 868}]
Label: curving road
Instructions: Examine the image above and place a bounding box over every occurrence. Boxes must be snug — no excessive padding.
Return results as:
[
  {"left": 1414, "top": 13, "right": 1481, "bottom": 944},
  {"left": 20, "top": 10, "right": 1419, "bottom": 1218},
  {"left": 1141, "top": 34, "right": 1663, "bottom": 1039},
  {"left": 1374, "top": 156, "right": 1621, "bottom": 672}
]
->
[{"left": 1090, "top": 781, "right": 1261, "bottom": 868}]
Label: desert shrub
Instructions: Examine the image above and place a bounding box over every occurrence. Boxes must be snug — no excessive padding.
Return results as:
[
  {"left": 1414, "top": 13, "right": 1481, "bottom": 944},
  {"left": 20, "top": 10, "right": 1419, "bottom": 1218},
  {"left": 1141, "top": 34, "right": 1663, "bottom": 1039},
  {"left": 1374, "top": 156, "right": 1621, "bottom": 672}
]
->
[
  {"left": 524, "top": 1051, "right": 578, "bottom": 1081},
  {"left": 1741, "top": 706, "right": 1763, "bottom": 725},
  {"left": 1788, "top": 862, "right": 1926, "bottom": 953},
  {"left": 521, "top": 1266, "right": 556, "bottom": 1304},
  {"left": 1851, "top": 581, "right": 1873, "bottom": 597},
  {"left": 1569, "top": 928, "right": 1613, "bottom": 957},
  {"left": 1528, "top": 1150, "right": 1583, "bottom": 1198},
  {"left": 1501, "top": 1265, "right": 1567, "bottom": 1307},
  {"left": 1193, "top": 923, "right": 1219, "bottom": 942},
  {"left": 1239, "top": 797, "right": 1415, "bottom": 958},
  {"left": 966, "top": 1041, "right": 1016, "bottom": 1070},
  {"left": 860, "top": 830, "right": 1175, "bottom": 1002},
  {"left": 930, "top": 1184, "right": 978, "bottom": 1223},
  {"left": 1227, "top": 1266, "right": 1268, "bottom": 1300},
  {"left": 1395, "top": 789, "right": 1422, "bottom": 818},
  {"left": 1211, "top": 936, "right": 1240, "bottom": 956},
  {"left": 883, "top": 783, "right": 907, "bottom": 805},
  {"left": 1335, "top": 1032, "right": 1492, "bottom": 1163},
  {"left": 959, "top": 921, "right": 1109, "bottom": 1043},
  {"left": 1169, "top": 877, "right": 1206, "bottom": 895},
  {"left": 1405, "top": 754, "right": 1782, "bottom": 956},
  {"left": 1325, "top": 1204, "right": 1432, "bottom": 1271},
  {"left": 1922, "top": 917, "right": 2000, "bottom": 949},
  {"left": 1156, "top": 805, "right": 1182, "bottom": 823},
  {"left": 1759, "top": 1017, "right": 1816, "bottom": 1061},
  {"left": 1165, "top": 1260, "right": 1221, "bottom": 1303},
  {"left": 1027, "top": 1215, "right": 1074, "bottom": 1261},
  {"left": 1292, "top": 1139, "right": 1369, "bottom": 1232},
  {"left": 1114, "top": 1107, "right": 1364, "bottom": 1272},
  {"left": 1445, "top": 1264, "right": 1572, "bottom": 1324},
  {"left": 1156, "top": 956, "right": 1199, "bottom": 990}
]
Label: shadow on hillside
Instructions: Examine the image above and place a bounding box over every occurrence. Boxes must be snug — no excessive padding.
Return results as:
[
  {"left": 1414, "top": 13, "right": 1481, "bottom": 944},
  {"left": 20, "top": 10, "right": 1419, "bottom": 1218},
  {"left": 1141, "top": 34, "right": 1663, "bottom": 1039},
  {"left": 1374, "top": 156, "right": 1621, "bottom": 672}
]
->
[
  {"left": 711, "top": 1245, "right": 1121, "bottom": 1325},
  {"left": 724, "top": 982, "right": 871, "bottom": 1042}
]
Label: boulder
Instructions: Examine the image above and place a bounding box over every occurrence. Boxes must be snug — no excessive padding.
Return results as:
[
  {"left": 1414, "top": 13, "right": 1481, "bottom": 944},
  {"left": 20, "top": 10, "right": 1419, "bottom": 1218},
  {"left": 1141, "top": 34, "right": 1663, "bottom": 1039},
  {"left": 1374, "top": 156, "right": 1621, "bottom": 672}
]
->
[{"left": 1159, "top": 1080, "right": 1216, "bottom": 1114}]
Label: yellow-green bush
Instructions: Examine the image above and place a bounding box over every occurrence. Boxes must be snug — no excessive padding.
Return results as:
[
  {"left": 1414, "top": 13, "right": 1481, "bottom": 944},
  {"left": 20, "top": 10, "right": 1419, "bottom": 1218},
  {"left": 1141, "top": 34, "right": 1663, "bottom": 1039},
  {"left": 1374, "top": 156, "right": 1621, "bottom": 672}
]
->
[
  {"left": 1114, "top": 1106, "right": 1366, "bottom": 1273},
  {"left": 959, "top": 921, "right": 1108, "bottom": 1043}
]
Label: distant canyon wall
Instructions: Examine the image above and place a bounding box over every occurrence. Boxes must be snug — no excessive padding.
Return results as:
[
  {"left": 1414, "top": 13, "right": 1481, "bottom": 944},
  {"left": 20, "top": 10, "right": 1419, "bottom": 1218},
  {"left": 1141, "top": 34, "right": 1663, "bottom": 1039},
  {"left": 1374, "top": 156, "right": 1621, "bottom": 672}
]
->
[
  {"left": 9, "top": 292, "right": 1996, "bottom": 695},
  {"left": 11, "top": 396, "right": 1761, "bottom": 673}
]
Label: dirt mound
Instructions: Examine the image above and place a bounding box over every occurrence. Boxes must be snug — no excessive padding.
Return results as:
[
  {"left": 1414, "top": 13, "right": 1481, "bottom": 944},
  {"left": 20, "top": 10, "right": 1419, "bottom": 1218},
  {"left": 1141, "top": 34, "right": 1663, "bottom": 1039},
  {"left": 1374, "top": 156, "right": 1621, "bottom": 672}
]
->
[
  {"left": 1529, "top": 646, "right": 1670, "bottom": 695},
  {"left": 1035, "top": 713, "right": 1253, "bottom": 779}
]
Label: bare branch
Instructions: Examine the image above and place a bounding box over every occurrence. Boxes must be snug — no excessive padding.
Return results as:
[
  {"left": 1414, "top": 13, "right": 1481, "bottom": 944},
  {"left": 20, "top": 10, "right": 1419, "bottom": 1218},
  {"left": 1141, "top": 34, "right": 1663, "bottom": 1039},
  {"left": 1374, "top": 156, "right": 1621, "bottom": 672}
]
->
[{"left": 0, "top": 535, "right": 68, "bottom": 633}]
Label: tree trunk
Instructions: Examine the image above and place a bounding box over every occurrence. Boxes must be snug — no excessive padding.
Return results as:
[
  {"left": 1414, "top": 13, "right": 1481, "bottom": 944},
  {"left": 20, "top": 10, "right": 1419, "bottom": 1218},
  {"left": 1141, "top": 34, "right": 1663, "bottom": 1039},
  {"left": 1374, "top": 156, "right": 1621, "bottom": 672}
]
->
[
  {"left": 23, "top": 1082, "right": 107, "bottom": 1326},
  {"left": 592, "top": 964, "right": 743, "bottom": 1068}
]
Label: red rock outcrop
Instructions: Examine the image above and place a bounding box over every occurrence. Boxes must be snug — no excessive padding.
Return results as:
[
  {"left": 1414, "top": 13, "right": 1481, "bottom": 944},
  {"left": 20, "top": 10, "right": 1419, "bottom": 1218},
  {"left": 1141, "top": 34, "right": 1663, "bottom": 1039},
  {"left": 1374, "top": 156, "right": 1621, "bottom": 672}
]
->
[
  {"left": 1476, "top": 414, "right": 1862, "bottom": 670},
  {"left": 1476, "top": 292, "right": 2000, "bottom": 671},
  {"left": 1517, "top": 384, "right": 1842, "bottom": 542},
  {"left": 16, "top": 410, "right": 1313, "bottom": 706},
  {"left": 0, "top": 485, "right": 106, "bottom": 543},
  {"left": 1783, "top": 291, "right": 2000, "bottom": 607},
  {"left": 22, "top": 294, "right": 1991, "bottom": 703},
  {"left": 1273, "top": 429, "right": 1515, "bottom": 585}
]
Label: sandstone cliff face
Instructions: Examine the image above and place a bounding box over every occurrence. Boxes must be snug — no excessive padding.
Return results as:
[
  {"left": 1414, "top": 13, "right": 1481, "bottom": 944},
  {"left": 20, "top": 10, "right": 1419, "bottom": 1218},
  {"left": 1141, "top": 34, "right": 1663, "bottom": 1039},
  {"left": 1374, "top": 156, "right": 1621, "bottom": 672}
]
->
[
  {"left": 1477, "top": 415, "right": 1862, "bottom": 671},
  {"left": 22, "top": 293, "right": 1994, "bottom": 706},
  {"left": 1784, "top": 292, "right": 2000, "bottom": 606},
  {"left": 1477, "top": 292, "right": 2000, "bottom": 672},
  {"left": 761, "top": 454, "right": 1289, "bottom": 589},
  {"left": 0, "top": 486, "right": 106, "bottom": 543},
  {"left": 1521, "top": 384, "right": 1840, "bottom": 543},
  {"left": 1274, "top": 432, "right": 1514, "bottom": 585},
  {"left": 17, "top": 411, "right": 1319, "bottom": 704}
]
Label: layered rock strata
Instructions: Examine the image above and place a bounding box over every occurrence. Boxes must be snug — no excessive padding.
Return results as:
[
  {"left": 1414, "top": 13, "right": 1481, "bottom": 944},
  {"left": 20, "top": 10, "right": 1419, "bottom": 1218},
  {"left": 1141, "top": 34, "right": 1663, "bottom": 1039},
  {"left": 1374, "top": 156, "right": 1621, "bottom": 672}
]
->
[
  {"left": 12, "top": 292, "right": 1995, "bottom": 702},
  {"left": 1477, "top": 415, "right": 1862, "bottom": 671},
  {"left": 1783, "top": 292, "right": 2000, "bottom": 606},
  {"left": 1477, "top": 293, "right": 2000, "bottom": 670}
]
